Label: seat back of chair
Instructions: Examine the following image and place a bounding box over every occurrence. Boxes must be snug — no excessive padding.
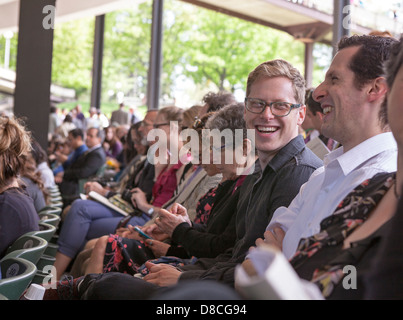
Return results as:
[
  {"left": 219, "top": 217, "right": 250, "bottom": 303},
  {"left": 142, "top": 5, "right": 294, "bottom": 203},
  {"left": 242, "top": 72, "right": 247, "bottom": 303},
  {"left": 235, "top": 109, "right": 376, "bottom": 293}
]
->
[
  {"left": 5, "top": 235, "right": 48, "bottom": 265},
  {"left": 38, "top": 212, "right": 61, "bottom": 228},
  {"left": 25, "top": 222, "right": 56, "bottom": 243},
  {"left": 0, "top": 257, "right": 37, "bottom": 300}
]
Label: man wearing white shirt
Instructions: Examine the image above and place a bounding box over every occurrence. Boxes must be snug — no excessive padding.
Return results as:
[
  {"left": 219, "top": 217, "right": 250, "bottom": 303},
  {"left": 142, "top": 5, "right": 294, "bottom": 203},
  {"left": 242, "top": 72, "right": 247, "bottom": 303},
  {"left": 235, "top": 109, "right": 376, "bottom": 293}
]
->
[{"left": 264, "top": 35, "right": 398, "bottom": 260}]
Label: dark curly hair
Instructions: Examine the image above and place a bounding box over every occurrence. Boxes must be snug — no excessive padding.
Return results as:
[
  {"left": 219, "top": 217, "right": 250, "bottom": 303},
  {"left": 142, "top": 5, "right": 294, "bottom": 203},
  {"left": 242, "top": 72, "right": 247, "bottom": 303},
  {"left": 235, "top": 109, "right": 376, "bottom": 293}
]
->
[{"left": 202, "top": 91, "right": 236, "bottom": 113}]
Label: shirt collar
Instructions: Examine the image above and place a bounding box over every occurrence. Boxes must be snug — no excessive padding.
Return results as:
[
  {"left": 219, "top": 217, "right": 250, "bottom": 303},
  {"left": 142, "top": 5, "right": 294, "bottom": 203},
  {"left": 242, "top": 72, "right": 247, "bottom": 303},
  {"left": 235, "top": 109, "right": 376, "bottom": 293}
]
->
[
  {"left": 87, "top": 143, "right": 101, "bottom": 153},
  {"left": 267, "top": 135, "right": 306, "bottom": 172},
  {"left": 324, "top": 132, "right": 397, "bottom": 176}
]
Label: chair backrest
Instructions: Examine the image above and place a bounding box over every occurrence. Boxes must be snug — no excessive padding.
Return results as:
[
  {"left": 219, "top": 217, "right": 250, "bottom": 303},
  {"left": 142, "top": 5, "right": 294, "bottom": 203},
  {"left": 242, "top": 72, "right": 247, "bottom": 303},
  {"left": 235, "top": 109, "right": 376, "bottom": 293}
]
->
[
  {"left": 5, "top": 235, "right": 48, "bottom": 265},
  {"left": 48, "top": 200, "right": 63, "bottom": 208},
  {"left": 38, "top": 212, "right": 61, "bottom": 228},
  {"left": 25, "top": 222, "right": 56, "bottom": 243},
  {"left": 0, "top": 257, "right": 37, "bottom": 300},
  {"left": 38, "top": 205, "right": 62, "bottom": 216}
]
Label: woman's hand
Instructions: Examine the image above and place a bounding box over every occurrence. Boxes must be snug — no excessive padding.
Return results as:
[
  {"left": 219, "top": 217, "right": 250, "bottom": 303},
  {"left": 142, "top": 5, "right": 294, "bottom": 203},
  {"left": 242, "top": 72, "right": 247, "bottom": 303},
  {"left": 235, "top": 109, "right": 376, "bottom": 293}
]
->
[
  {"left": 154, "top": 208, "right": 189, "bottom": 237},
  {"left": 168, "top": 203, "right": 192, "bottom": 226},
  {"left": 84, "top": 181, "right": 108, "bottom": 196},
  {"left": 145, "top": 239, "right": 170, "bottom": 257},
  {"left": 142, "top": 224, "right": 170, "bottom": 242}
]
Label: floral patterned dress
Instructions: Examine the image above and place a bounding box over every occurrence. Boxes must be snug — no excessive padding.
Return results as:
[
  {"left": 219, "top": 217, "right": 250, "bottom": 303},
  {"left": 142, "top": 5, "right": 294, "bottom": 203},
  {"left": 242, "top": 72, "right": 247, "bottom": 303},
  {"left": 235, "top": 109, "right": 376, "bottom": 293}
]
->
[
  {"left": 290, "top": 172, "right": 395, "bottom": 299},
  {"left": 102, "top": 183, "right": 220, "bottom": 275}
]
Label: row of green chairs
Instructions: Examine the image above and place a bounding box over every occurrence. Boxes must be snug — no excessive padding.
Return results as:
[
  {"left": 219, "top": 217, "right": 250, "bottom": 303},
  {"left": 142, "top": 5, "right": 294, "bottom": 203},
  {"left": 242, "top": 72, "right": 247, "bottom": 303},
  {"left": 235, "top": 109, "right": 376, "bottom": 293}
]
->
[{"left": 0, "top": 185, "right": 64, "bottom": 299}]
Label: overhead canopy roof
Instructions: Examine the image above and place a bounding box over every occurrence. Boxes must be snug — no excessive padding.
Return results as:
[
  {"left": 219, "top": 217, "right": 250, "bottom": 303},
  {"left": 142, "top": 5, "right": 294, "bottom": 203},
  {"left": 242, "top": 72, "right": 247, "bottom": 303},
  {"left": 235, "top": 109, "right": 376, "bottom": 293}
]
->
[
  {"left": 180, "top": 0, "right": 382, "bottom": 44},
  {"left": 0, "top": 0, "right": 146, "bottom": 34},
  {"left": 1, "top": 0, "right": 398, "bottom": 41}
]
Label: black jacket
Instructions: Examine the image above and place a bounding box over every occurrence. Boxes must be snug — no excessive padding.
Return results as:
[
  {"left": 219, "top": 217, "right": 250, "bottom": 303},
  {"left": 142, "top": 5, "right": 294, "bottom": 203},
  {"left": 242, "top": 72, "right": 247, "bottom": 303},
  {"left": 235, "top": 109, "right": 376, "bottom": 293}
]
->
[
  {"left": 60, "top": 146, "right": 106, "bottom": 204},
  {"left": 167, "top": 177, "right": 243, "bottom": 259}
]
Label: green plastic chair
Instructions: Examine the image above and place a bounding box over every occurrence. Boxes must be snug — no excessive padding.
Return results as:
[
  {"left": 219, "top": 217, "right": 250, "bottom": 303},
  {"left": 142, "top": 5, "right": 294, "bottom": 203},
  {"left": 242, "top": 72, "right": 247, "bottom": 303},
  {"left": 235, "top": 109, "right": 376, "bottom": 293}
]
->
[
  {"left": 31, "top": 269, "right": 54, "bottom": 286},
  {"left": 47, "top": 185, "right": 60, "bottom": 193},
  {"left": 38, "top": 212, "right": 61, "bottom": 228},
  {"left": 4, "top": 235, "right": 48, "bottom": 265},
  {"left": 38, "top": 205, "right": 62, "bottom": 216},
  {"left": 0, "top": 257, "right": 37, "bottom": 300},
  {"left": 44, "top": 243, "right": 59, "bottom": 257},
  {"left": 36, "top": 254, "right": 56, "bottom": 272},
  {"left": 48, "top": 200, "right": 63, "bottom": 209},
  {"left": 49, "top": 195, "right": 63, "bottom": 202},
  {"left": 25, "top": 222, "right": 56, "bottom": 243}
]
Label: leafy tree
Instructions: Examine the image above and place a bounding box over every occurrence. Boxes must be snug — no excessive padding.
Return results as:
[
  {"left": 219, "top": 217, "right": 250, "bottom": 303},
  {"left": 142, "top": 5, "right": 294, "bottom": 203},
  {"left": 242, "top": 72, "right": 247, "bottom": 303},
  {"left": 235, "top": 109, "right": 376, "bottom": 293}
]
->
[
  {"left": 162, "top": 0, "right": 305, "bottom": 94},
  {"left": 52, "top": 17, "right": 94, "bottom": 97}
]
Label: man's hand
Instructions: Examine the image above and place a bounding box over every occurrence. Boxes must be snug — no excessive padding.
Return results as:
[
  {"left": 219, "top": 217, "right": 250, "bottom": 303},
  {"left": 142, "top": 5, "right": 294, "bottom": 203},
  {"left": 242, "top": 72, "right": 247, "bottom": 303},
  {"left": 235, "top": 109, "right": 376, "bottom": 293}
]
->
[{"left": 143, "top": 261, "right": 182, "bottom": 287}]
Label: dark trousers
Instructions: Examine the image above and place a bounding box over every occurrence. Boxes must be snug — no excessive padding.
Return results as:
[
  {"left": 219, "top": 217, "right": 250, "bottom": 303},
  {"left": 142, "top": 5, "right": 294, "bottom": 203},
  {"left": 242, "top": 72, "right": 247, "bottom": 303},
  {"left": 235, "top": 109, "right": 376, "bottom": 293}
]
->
[{"left": 79, "top": 273, "right": 240, "bottom": 300}]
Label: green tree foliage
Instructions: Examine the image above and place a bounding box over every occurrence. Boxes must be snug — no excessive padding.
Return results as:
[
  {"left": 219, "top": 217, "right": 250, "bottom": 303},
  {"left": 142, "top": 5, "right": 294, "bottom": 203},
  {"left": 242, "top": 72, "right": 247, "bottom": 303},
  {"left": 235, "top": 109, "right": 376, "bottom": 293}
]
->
[
  {"left": 52, "top": 17, "right": 94, "bottom": 97},
  {"left": 163, "top": 0, "right": 305, "bottom": 93},
  {"left": 48, "top": 0, "right": 321, "bottom": 105}
]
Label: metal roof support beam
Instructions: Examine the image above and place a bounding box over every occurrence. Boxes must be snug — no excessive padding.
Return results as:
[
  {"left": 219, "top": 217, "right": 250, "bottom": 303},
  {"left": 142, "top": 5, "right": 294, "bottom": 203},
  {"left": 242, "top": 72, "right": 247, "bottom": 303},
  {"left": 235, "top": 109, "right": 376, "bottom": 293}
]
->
[
  {"left": 91, "top": 14, "right": 105, "bottom": 111},
  {"left": 147, "top": 0, "right": 164, "bottom": 111},
  {"left": 14, "top": 0, "right": 56, "bottom": 149},
  {"left": 304, "top": 41, "right": 314, "bottom": 89},
  {"left": 332, "top": 0, "right": 350, "bottom": 56}
]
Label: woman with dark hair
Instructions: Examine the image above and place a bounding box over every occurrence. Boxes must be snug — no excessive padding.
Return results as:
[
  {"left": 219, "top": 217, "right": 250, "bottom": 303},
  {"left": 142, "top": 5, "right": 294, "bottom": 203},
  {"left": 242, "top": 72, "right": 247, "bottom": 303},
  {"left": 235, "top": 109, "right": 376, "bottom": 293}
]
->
[
  {"left": 20, "top": 152, "right": 47, "bottom": 212},
  {"left": 31, "top": 139, "right": 55, "bottom": 189},
  {"left": 103, "top": 126, "right": 123, "bottom": 160},
  {"left": 0, "top": 116, "right": 39, "bottom": 258}
]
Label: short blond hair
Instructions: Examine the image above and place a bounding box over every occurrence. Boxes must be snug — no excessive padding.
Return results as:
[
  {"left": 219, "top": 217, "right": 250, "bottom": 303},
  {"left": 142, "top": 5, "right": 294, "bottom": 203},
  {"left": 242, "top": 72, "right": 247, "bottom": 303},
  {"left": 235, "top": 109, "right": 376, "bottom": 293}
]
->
[{"left": 246, "top": 59, "right": 306, "bottom": 104}]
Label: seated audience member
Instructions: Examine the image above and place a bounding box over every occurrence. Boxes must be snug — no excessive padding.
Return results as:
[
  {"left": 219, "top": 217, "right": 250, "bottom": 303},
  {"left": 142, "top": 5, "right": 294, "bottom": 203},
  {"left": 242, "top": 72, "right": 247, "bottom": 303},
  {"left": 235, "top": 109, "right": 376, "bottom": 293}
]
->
[
  {"left": 30, "top": 139, "right": 56, "bottom": 189},
  {"left": 46, "top": 58, "right": 322, "bottom": 299},
  {"left": 56, "top": 114, "right": 76, "bottom": 139},
  {"left": 126, "top": 105, "right": 201, "bottom": 220},
  {"left": 114, "top": 122, "right": 143, "bottom": 179},
  {"left": 59, "top": 127, "right": 106, "bottom": 207},
  {"left": 198, "top": 90, "right": 236, "bottom": 117},
  {"left": 0, "top": 116, "right": 39, "bottom": 259},
  {"left": 363, "top": 36, "right": 403, "bottom": 300},
  {"left": 20, "top": 152, "right": 47, "bottom": 212},
  {"left": 67, "top": 112, "right": 222, "bottom": 277},
  {"left": 265, "top": 35, "right": 398, "bottom": 261},
  {"left": 51, "top": 139, "right": 72, "bottom": 176},
  {"left": 53, "top": 128, "right": 88, "bottom": 183},
  {"left": 82, "top": 103, "right": 256, "bottom": 276},
  {"left": 53, "top": 106, "right": 186, "bottom": 280},
  {"left": 102, "top": 126, "right": 123, "bottom": 160}
]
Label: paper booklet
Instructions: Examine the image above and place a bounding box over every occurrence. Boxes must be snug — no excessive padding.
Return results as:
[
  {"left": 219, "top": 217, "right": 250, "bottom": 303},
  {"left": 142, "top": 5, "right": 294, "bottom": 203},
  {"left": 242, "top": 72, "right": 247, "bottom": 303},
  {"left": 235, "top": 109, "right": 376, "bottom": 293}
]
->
[
  {"left": 306, "top": 136, "right": 330, "bottom": 160},
  {"left": 234, "top": 245, "right": 324, "bottom": 300},
  {"left": 80, "top": 191, "right": 131, "bottom": 217}
]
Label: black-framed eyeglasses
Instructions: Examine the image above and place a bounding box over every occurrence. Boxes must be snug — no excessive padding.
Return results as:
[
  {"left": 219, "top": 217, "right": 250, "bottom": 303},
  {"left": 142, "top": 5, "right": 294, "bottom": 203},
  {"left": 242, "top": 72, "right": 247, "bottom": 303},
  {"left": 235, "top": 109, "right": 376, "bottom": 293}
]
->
[
  {"left": 153, "top": 123, "right": 170, "bottom": 129},
  {"left": 244, "top": 97, "right": 301, "bottom": 117}
]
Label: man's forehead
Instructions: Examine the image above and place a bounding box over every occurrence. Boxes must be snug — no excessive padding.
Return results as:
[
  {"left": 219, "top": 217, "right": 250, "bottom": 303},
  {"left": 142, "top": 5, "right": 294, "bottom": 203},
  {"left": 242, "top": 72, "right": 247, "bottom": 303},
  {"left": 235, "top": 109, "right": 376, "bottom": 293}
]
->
[
  {"left": 87, "top": 129, "right": 98, "bottom": 136},
  {"left": 328, "top": 46, "right": 360, "bottom": 74},
  {"left": 144, "top": 110, "right": 158, "bottom": 122}
]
